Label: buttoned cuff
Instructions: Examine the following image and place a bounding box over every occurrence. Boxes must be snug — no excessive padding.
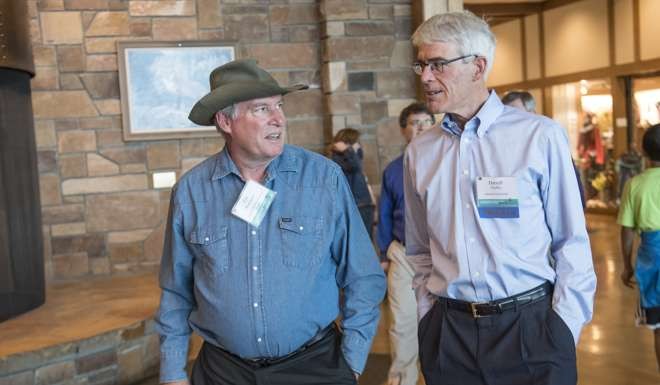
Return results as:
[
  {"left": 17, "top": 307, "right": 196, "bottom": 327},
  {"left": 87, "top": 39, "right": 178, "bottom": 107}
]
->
[
  {"left": 159, "top": 349, "right": 189, "bottom": 383},
  {"left": 552, "top": 307, "right": 583, "bottom": 345},
  {"left": 341, "top": 332, "right": 369, "bottom": 375}
]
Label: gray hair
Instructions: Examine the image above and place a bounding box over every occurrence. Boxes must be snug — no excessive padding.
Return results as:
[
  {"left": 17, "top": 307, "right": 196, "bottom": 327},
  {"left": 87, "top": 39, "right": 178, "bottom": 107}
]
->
[
  {"left": 213, "top": 103, "right": 239, "bottom": 138},
  {"left": 412, "top": 11, "right": 496, "bottom": 78},
  {"left": 502, "top": 90, "right": 536, "bottom": 113}
]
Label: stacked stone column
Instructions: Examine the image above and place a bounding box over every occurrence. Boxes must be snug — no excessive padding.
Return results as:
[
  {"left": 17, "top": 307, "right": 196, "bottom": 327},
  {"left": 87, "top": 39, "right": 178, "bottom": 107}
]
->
[{"left": 319, "top": 0, "right": 416, "bottom": 184}]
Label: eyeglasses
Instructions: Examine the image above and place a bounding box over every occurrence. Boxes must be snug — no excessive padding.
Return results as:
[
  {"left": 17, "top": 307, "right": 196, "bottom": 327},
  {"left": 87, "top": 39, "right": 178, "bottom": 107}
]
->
[
  {"left": 412, "top": 54, "right": 478, "bottom": 75},
  {"left": 408, "top": 118, "right": 434, "bottom": 128}
]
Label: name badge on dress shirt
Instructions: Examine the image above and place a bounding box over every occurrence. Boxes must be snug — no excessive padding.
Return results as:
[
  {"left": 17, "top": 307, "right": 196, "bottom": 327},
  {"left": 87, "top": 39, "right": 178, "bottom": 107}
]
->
[
  {"left": 475, "top": 177, "right": 519, "bottom": 219},
  {"left": 231, "top": 180, "right": 276, "bottom": 227}
]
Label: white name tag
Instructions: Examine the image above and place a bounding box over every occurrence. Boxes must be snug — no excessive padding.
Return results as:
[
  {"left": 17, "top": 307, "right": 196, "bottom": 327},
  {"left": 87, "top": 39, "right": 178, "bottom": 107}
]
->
[
  {"left": 475, "top": 177, "right": 519, "bottom": 218},
  {"left": 231, "top": 180, "right": 276, "bottom": 227}
]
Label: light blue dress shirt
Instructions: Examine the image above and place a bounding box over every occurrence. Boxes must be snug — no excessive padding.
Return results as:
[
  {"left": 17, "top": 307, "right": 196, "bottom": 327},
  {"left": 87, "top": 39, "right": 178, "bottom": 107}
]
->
[
  {"left": 404, "top": 91, "right": 596, "bottom": 343},
  {"left": 156, "top": 145, "right": 386, "bottom": 382}
]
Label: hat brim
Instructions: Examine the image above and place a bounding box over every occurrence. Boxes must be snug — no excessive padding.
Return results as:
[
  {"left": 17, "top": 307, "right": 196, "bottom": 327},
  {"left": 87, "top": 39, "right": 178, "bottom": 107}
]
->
[{"left": 189, "top": 81, "right": 308, "bottom": 126}]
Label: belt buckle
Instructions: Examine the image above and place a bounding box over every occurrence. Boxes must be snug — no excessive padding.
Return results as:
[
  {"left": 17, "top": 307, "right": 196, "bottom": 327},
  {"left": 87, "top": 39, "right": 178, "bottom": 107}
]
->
[{"left": 470, "top": 301, "right": 487, "bottom": 318}]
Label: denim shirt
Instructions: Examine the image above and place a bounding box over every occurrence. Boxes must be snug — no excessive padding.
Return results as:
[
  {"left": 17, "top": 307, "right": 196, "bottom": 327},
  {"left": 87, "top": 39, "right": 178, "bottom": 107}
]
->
[{"left": 156, "top": 145, "right": 386, "bottom": 382}]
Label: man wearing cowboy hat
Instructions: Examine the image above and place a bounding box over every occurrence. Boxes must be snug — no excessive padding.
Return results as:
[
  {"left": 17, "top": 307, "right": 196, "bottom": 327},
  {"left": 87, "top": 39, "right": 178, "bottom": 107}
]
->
[{"left": 156, "top": 59, "right": 386, "bottom": 385}]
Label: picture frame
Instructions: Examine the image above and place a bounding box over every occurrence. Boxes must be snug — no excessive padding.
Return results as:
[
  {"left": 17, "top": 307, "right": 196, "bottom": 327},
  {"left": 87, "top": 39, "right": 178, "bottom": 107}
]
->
[{"left": 117, "top": 41, "right": 235, "bottom": 141}]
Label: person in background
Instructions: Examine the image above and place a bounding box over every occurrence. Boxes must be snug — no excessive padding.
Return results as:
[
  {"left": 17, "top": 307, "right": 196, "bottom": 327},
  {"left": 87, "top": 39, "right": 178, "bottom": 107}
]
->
[
  {"left": 617, "top": 123, "right": 660, "bottom": 370},
  {"left": 377, "top": 102, "right": 435, "bottom": 385},
  {"left": 329, "top": 128, "right": 376, "bottom": 237},
  {"left": 501, "top": 90, "right": 586, "bottom": 209},
  {"left": 578, "top": 111, "right": 606, "bottom": 200},
  {"left": 156, "top": 59, "right": 386, "bottom": 385},
  {"left": 406, "top": 11, "right": 596, "bottom": 385},
  {"left": 501, "top": 90, "right": 536, "bottom": 113}
]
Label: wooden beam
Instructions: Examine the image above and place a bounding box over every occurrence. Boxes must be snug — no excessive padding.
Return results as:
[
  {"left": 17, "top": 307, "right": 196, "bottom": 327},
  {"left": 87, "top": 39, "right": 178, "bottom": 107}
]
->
[
  {"left": 633, "top": 0, "right": 640, "bottom": 62},
  {"left": 487, "top": 16, "right": 520, "bottom": 26},
  {"left": 608, "top": 0, "right": 615, "bottom": 67},
  {"left": 542, "top": 0, "right": 582, "bottom": 11},
  {"left": 521, "top": 17, "right": 528, "bottom": 81},
  {"left": 465, "top": 3, "right": 542, "bottom": 18},
  {"left": 492, "top": 57, "right": 660, "bottom": 93}
]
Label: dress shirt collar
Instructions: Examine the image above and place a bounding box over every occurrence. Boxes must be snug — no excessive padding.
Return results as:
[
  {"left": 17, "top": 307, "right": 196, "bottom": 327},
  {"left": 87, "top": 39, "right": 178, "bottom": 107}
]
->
[
  {"left": 211, "top": 145, "right": 301, "bottom": 181},
  {"left": 440, "top": 90, "right": 504, "bottom": 138}
]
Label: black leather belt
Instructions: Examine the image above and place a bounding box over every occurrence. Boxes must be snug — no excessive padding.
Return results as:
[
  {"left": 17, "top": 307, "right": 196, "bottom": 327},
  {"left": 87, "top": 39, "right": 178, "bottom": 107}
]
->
[
  {"left": 241, "top": 323, "right": 336, "bottom": 368},
  {"left": 443, "top": 282, "right": 552, "bottom": 318}
]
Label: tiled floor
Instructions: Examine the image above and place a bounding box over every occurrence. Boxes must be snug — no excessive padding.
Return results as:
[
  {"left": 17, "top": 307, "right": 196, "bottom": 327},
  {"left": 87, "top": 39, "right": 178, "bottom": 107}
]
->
[{"left": 2, "top": 214, "right": 659, "bottom": 384}]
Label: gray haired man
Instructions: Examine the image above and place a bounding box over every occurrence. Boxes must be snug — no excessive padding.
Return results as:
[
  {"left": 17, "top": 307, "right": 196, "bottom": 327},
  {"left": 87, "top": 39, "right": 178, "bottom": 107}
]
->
[{"left": 405, "top": 11, "right": 596, "bottom": 385}]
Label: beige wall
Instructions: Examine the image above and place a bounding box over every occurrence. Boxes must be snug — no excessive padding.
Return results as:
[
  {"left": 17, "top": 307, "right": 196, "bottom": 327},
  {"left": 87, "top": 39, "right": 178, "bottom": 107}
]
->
[
  {"left": 614, "top": 0, "right": 634, "bottom": 65},
  {"left": 524, "top": 14, "right": 541, "bottom": 80},
  {"left": 488, "top": 20, "right": 524, "bottom": 87},
  {"left": 29, "top": 0, "right": 415, "bottom": 280},
  {"left": 543, "top": 0, "right": 609, "bottom": 77},
  {"left": 639, "top": 0, "right": 660, "bottom": 60}
]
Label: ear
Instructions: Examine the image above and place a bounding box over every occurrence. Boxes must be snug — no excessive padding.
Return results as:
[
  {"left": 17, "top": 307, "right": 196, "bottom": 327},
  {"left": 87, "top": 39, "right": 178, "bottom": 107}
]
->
[
  {"left": 214, "top": 111, "right": 232, "bottom": 136},
  {"left": 472, "top": 56, "right": 488, "bottom": 81}
]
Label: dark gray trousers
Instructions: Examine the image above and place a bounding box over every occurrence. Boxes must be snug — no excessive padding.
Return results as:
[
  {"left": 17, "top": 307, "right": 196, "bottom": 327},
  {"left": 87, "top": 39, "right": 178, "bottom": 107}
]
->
[
  {"left": 190, "top": 327, "right": 357, "bottom": 385},
  {"left": 418, "top": 295, "right": 577, "bottom": 385}
]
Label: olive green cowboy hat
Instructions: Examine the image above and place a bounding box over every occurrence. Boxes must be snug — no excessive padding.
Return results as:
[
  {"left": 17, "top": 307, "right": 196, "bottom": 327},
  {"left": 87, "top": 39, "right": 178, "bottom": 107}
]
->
[{"left": 189, "top": 59, "right": 308, "bottom": 126}]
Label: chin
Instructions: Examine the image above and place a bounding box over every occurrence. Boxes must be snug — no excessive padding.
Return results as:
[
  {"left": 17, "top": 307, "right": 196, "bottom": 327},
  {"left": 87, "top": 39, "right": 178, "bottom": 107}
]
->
[{"left": 426, "top": 100, "right": 446, "bottom": 114}]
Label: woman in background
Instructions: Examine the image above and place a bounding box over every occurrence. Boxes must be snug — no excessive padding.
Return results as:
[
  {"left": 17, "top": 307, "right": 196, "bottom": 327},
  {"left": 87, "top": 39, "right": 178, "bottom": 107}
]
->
[{"left": 328, "top": 128, "right": 375, "bottom": 238}]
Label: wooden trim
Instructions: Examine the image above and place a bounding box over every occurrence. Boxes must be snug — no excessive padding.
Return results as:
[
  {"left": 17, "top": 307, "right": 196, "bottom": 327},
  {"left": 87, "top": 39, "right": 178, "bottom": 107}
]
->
[
  {"left": 633, "top": 0, "right": 640, "bottom": 62},
  {"left": 521, "top": 17, "right": 528, "bottom": 81},
  {"left": 538, "top": 11, "right": 546, "bottom": 78},
  {"left": 465, "top": 3, "right": 541, "bottom": 17},
  {"left": 542, "top": 0, "right": 582, "bottom": 11},
  {"left": 541, "top": 86, "right": 552, "bottom": 116},
  {"left": 492, "top": 57, "right": 660, "bottom": 93},
  {"left": 607, "top": 0, "right": 615, "bottom": 67}
]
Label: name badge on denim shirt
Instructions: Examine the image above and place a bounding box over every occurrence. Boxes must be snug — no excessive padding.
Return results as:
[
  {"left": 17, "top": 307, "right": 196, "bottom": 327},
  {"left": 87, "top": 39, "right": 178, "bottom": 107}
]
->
[
  {"left": 231, "top": 180, "right": 276, "bottom": 227},
  {"left": 475, "top": 177, "right": 519, "bottom": 218}
]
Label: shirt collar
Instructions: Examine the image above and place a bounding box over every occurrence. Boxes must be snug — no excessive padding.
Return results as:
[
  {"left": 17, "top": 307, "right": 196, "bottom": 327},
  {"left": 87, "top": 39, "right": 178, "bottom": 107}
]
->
[
  {"left": 211, "top": 145, "right": 300, "bottom": 181},
  {"left": 211, "top": 146, "right": 240, "bottom": 180},
  {"left": 440, "top": 90, "right": 504, "bottom": 138}
]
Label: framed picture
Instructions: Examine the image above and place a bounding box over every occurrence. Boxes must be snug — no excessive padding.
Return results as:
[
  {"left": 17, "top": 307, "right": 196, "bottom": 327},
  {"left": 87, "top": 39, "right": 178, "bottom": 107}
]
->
[{"left": 118, "top": 41, "right": 235, "bottom": 141}]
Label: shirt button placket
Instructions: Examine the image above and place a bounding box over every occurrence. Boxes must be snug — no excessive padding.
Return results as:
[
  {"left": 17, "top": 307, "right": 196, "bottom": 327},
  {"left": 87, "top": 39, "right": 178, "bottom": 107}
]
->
[
  {"left": 460, "top": 130, "right": 485, "bottom": 299},
  {"left": 249, "top": 225, "right": 265, "bottom": 354}
]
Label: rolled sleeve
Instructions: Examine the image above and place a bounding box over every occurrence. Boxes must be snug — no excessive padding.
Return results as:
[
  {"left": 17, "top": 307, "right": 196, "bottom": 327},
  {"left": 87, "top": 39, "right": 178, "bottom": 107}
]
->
[
  {"left": 331, "top": 171, "right": 386, "bottom": 374},
  {"left": 541, "top": 124, "right": 597, "bottom": 343},
  {"left": 156, "top": 195, "right": 195, "bottom": 382}
]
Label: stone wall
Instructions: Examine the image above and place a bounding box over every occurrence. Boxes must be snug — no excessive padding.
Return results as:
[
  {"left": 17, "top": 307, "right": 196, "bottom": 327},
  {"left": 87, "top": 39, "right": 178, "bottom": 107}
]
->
[
  {"left": 28, "top": 0, "right": 415, "bottom": 281},
  {"left": 0, "top": 319, "right": 159, "bottom": 385},
  {"left": 320, "top": 0, "right": 416, "bottom": 185}
]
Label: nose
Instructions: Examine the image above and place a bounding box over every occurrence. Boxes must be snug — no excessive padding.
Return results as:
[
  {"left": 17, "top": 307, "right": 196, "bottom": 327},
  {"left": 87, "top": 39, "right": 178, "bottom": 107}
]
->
[
  {"left": 269, "top": 107, "right": 285, "bottom": 126},
  {"left": 420, "top": 63, "right": 435, "bottom": 83}
]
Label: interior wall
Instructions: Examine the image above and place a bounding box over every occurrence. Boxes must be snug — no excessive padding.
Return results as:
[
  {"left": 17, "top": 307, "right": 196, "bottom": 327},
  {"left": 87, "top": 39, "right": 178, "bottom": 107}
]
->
[
  {"left": 27, "top": 0, "right": 414, "bottom": 281},
  {"left": 614, "top": 0, "right": 634, "bottom": 65},
  {"left": 543, "top": 0, "right": 609, "bottom": 77},
  {"left": 488, "top": 19, "right": 523, "bottom": 87},
  {"left": 639, "top": 0, "right": 660, "bottom": 60},
  {"left": 524, "top": 14, "right": 541, "bottom": 80}
]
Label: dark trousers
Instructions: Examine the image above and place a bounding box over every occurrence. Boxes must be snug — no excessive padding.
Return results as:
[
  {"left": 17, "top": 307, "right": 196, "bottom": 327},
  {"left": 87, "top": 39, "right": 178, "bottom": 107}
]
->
[
  {"left": 190, "top": 327, "right": 357, "bottom": 385},
  {"left": 418, "top": 295, "right": 577, "bottom": 385}
]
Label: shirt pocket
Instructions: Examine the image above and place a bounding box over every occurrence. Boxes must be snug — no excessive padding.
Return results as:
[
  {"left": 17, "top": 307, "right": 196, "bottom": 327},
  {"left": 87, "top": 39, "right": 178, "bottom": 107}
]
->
[
  {"left": 279, "top": 216, "right": 324, "bottom": 268},
  {"left": 188, "top": 225, "right": 229, "bottom": 273}
]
